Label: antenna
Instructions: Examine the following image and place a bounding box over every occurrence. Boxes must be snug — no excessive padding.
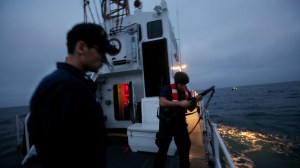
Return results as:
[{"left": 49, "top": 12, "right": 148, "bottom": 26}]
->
[{"left": 175, "top": 0, "right": 183, "bottom": 66}]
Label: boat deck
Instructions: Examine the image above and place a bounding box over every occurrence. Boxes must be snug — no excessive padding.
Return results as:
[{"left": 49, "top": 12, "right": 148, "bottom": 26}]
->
[{"left": 107, "top": 112, "right": 210, "bottom": 168}]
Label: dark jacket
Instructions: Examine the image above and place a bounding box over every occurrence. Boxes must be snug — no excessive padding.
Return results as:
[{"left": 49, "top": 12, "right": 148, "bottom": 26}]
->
[{"left": 28, "top": 62, "right": 107, "bottom": 167}]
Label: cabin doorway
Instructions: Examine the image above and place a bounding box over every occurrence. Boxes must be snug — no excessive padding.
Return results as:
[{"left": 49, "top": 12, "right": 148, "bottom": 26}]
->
[{"left": 142, "top": 39, "right": 170, "bottom": 97}]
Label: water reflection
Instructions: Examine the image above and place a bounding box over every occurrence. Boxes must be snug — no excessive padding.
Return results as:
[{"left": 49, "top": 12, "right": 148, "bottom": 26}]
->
[{"left": 217, "top": 125, "right": 297, "bottom": 168}]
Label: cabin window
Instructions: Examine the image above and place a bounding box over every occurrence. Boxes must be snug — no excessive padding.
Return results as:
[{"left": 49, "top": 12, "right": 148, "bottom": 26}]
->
[
  {"left": 113, "top": 83, "right": 130, "bottom": 120},
  {"left": 147, "top": 20, "right": 163, "bottom": 39}
]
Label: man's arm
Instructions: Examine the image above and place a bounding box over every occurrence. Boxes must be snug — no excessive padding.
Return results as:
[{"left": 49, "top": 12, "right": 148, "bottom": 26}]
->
[{"left": 159, "top": 97, "right": 191, "bottom": 108}]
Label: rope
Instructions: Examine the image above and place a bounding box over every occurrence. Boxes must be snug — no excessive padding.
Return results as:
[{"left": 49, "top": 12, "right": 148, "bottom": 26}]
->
[
  {"left": 93, "top": 0, "right": 101, "bottom": 24},
  {"left": 185, "top": 110, "right": 197, "bottom": 116},
  {"left": 87, "top": 1, "right": 96, "bottom": 23},
  {"left": 83, "top": 0, "right": 96, "bottom": 23},
  {"left": 83, "top": 0, "right": 88, "bottom": 22},
  {"left": 188, "top": 110, "right": 201, "bottom": 134},
  {"left": 189, "top": 89, "right": 215, "bottom": 134}
]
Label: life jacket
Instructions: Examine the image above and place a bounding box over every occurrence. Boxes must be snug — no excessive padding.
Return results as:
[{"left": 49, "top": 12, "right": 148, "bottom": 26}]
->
[
  {"left": 157, "top": 84, "right": 190, "bottom": 119},
  {"left": 170, "top": 84, "right": 189, "bottom": 101}
]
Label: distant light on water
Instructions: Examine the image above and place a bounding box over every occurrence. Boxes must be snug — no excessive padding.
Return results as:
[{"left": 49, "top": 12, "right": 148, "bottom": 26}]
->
[{"left": 217, "top": 125, "right": 298, "bottom": 168}]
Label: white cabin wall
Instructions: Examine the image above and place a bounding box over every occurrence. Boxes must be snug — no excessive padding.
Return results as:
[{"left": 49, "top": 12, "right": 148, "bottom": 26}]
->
[
  {"left": 94, "top": 6, "right": 181, "bottom": 129},
  {"left": 160, "top": 12, "right": 180, "bottom": 84},
  {"left": 96, "top": 72, "right": 144, "bottom": 128}
]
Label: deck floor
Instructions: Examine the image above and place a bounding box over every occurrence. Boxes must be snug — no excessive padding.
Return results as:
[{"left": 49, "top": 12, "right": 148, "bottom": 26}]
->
[
  {"left": 107, "top": 112, "right": 210, "bottom": 168},
  {"left": 188, "top": 112, "right": 210, "bottom": 168}
]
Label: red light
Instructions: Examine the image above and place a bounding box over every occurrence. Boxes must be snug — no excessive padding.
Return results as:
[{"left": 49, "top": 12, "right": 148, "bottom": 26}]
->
[{"left": 121, "top": 84, "right": 129, "bottom": 107}]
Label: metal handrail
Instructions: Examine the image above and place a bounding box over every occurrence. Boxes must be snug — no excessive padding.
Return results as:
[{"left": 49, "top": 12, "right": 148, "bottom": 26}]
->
[
  {"left": 212, "top": 124, "right": 236, "bottom": 168},
  {"left": 201, "top": 104, "right": 236, "bottom": 168},
  {"left": 24, "top": 113, "right": 30, "bottom": 153},
  {"left": 21, "top": 113, "right": 39, "bottom": 165},
  {"left": 16, "top": 115, "right": 23, "bottom": 147}
]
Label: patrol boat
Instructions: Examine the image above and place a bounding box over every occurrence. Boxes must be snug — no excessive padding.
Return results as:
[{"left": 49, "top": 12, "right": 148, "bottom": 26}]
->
[{"left": 20, "top": 0, "right": 236, "bottom": 167}]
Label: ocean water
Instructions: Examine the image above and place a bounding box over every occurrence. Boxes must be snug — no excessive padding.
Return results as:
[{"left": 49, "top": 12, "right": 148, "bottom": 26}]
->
[
  {"left": 205, "top": 81, "right": 300, "bottom": 168},
  {"left": 0, "top": 81, "right": 299, "bottom": 168},
  {"left": 0, "top": 106, "right": 29, "bottom": 168}
]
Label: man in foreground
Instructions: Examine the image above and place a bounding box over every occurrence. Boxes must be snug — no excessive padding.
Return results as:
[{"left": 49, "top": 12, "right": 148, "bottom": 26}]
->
[{"left": 26, "top": 23, "right": 117, "bottom": 167}]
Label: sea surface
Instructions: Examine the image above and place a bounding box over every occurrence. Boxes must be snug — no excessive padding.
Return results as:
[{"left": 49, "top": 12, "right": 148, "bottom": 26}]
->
[
  {"left": 204, "top": 81, "right": 300, "bottom": 168},
  {"left": 0, "top": 81, "right": 299, "bottom": 168}
]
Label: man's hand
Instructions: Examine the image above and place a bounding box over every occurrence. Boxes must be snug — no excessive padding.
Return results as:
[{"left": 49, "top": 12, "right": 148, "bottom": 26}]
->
[
  {"left": 195, "top": 95, "right": 202, "bottom": 102},
  {"left": 178, "top": 100, "right": 191, "bottom": 108}
]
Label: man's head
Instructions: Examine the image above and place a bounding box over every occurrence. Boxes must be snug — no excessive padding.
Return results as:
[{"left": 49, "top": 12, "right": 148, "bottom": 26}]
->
[
  {"left": 174, "top": 71, "right": 189, "bottom": 90},
  {"left": 66, "top": 23, "right": 118, "bottom": 72}
]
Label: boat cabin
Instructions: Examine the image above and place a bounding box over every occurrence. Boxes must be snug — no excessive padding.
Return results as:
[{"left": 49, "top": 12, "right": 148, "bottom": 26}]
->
[{"left": 94, "top": 1, "right": 182, "bottom": 130}]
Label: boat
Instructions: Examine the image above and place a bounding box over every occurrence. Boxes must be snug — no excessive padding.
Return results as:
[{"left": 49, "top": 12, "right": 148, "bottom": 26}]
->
[
  {"left": 232, "top": 87, "right": 238, "bottom": 91},
  {"left": 18, "top": 0, "right": 236, "bottom": 167}
]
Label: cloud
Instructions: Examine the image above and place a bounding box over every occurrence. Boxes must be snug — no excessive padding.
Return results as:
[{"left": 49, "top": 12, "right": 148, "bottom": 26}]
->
[
  {"left": 0, "top": 0, "right": 300, "bottom": 107},
  {"left": 173, "top": 0, "right": 300, "bottom": 89}
]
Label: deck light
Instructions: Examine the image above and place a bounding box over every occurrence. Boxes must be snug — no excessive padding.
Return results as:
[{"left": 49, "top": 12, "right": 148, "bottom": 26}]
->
[{"left": 171, "top": 64, "right": 187, "bottom": 71}]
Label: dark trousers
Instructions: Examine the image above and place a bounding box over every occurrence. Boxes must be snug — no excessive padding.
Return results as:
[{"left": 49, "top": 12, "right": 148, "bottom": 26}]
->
[{"left": 154, "top": 118, "right": 191, "bottom": 168}]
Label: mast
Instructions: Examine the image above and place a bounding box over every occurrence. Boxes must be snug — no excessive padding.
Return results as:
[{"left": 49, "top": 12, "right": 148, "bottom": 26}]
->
[
  {"left": 101, "top": 0, "right": 130, "bottom": 33},
  {"left": 101, "top": 0, "right": 130, "bottom": 21},
  {"left": 84, "top": 0, "right": 130, "bottom": 33}
]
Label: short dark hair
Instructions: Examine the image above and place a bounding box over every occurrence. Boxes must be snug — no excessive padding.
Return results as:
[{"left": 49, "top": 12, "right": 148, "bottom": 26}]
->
[
  {"left": 174, "top": 72, "right": 189, "bottom": 84},
  {"left": 66, "top": 23, "right": 118, "bottom": 55}
]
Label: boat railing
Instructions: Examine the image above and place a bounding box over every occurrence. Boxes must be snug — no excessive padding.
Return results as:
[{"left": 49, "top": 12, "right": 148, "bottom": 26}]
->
[
  {"left": 23, "top": 114, "right": 30, "bottom": 153},
  {"left": 200, "top": 103, "right": 236, "bottom": 168},
  {"left": 16, "top": 113, "right": 39, "bottom": 165},
  {"left": 16, "top": 114, "right": 24, "bottom": 148}
]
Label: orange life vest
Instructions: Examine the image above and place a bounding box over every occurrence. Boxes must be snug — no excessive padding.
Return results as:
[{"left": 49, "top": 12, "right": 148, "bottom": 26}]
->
[{"left": 170, "top": 84, "right": 189, "bottom": 101}]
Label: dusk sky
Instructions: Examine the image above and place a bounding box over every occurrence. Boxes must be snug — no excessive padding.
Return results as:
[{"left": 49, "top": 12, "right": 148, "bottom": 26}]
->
[{"left": 0, "top": 0, "right": 300, "bottom": 107}]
